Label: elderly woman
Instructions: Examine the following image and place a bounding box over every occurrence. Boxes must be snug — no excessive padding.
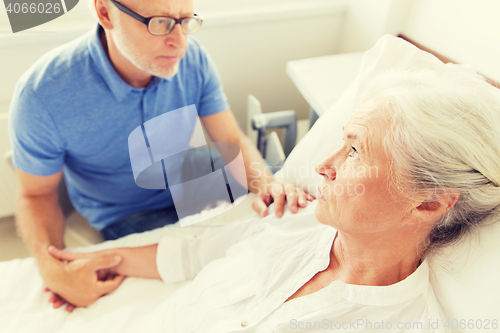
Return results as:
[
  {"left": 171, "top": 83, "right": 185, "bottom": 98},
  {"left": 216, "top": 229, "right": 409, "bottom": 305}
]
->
[{"left": 48, "top": 68, "right": 500, "bottom": 332}]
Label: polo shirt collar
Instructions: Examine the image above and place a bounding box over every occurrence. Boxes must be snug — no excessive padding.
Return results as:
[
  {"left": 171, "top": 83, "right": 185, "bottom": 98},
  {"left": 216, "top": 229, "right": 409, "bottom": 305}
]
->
[{"left": 87, "top": 24, "right": 164, "bottom": 102}]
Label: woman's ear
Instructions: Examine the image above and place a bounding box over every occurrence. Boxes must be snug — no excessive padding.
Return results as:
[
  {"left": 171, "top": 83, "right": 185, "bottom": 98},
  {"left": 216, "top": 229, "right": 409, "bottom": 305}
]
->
[
  {"left": 95, "top": 0, "right": 113, "bottom": 30},
  {"left": 410, "top": 191, "right": 460, "bottom": 224}
]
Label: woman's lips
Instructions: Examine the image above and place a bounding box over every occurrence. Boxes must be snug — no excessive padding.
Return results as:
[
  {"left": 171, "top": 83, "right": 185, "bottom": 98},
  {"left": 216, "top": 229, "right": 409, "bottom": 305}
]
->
[{"left": 318, "top": 188, "right": 327, "bottom": 202}]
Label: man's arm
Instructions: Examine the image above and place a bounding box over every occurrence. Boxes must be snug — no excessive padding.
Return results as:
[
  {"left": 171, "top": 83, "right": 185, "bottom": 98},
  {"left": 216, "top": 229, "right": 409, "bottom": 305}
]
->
[
  {"left": 16, "top": 169, "right": 65, "bottom": 263},
  {"left": 201, "top": 110, "right": 313, "bottom": 218},
  {"left": 16, "top": 169, "right": 124, "bottom": 310}
]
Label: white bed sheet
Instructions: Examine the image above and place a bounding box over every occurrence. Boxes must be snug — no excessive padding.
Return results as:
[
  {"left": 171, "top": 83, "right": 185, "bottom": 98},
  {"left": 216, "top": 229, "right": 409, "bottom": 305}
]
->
[
  {"left": 0, "top": 197, "right": 256, "bottom": 333},
  {"left": 0, "top": 257, "right": 188, "bottom": 333}
]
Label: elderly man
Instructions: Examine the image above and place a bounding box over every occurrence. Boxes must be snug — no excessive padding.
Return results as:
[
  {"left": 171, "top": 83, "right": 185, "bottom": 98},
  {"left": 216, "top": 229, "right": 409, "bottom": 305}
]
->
[{"left": 8, "top": 0, "right": 311, "bottom": 311}]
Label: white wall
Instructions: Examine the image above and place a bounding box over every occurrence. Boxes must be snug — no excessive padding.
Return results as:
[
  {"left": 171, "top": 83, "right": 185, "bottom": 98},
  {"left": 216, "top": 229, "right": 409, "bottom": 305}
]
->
[
  {"left": 337, "top": 0, "right": 500, "bottom": 82},
  {"left": 402, "top": 0, "right": 500, "bottom": 83},
  {"left": 338, "top": 0, "right": 413, "bottom": 53},
  {"left": 0, "top": 113, "right": 18, "bottom": 218}
]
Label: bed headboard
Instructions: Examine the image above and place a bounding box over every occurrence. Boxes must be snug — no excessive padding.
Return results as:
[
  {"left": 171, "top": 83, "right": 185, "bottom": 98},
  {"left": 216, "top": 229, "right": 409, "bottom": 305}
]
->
[{"left": 398, "top": 34, "right": 500, "bottom": 89}]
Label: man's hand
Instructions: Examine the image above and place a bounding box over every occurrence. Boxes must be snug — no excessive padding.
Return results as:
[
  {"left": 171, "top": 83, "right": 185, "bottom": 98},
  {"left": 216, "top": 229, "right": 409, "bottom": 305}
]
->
[
  {"left": 43, "top": 246, "right": 125, "bottom": 312},
  {"left": 252, "top": 181, "right": 314, "bottom": 218}
]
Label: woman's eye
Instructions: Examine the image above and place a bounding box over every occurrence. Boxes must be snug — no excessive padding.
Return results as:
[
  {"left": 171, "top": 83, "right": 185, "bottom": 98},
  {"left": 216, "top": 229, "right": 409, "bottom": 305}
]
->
[{"left": 348, "top": 147, "right": 359, "bottom": 158}]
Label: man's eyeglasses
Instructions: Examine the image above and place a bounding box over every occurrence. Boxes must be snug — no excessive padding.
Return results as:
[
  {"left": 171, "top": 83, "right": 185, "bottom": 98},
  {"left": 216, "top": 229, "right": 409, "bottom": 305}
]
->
[{"left": 110, "top": 0, "right": 203, "bottom": 36}]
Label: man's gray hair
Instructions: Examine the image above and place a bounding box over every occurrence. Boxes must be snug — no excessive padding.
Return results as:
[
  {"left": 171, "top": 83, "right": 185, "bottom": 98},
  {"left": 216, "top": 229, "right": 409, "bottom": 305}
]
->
[{"left": 359, "top": 68, "right": 500, "bottom": 251}]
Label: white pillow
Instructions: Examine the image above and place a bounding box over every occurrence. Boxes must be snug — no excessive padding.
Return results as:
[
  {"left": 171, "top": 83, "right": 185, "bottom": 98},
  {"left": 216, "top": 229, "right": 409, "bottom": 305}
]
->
[
  {"left": 428, "top": 220, "right": 500, "bottom": 331},
  {"left": 276, "top": 34, "right": 500, "bottom": 333}
]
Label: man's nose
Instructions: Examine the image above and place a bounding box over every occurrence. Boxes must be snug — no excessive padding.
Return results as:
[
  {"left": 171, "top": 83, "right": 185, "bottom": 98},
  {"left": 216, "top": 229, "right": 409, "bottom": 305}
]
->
[{"left": 164, "top": 23, "right": 187, "bottom": 48}]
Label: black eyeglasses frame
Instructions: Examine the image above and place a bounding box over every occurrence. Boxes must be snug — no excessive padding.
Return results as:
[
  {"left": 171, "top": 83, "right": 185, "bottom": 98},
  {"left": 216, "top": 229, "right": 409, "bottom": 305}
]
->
[{"left": 109, "top": 0, "right": 203, "bottom": 36}]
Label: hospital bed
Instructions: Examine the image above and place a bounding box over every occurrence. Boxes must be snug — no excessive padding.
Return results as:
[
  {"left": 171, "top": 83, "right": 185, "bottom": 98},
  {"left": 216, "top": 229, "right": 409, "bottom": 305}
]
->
[{"left": 1, "top": 34, "right": 500, "bottom": 333}]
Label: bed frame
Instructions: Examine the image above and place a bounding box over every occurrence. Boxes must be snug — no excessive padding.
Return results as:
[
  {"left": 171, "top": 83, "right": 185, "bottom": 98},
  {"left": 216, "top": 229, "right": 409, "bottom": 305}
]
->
[{"left": 398, "top": 34, "right": 500, "bottom": 89}]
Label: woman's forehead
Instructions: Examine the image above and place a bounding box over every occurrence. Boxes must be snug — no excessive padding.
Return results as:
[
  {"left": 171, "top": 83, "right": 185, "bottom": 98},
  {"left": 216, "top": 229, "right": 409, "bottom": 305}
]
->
[{"left": 345, "top": 102, "right": 386, "bottom": 132}]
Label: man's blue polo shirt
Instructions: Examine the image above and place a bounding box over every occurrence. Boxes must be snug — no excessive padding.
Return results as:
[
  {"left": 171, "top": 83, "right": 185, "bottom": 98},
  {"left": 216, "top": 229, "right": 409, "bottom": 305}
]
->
[{"left": 8, "top": 24, "right": 230, "bottom": 230}]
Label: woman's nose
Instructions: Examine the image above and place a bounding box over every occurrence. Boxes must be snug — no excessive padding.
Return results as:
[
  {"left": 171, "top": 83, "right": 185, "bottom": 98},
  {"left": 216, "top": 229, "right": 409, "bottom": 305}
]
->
[
  {"left": 315, "top": 148, "right": 343, "bottom": 181},
  {"left": 315, "top": 163, "right": 336, "bottom": 181}
]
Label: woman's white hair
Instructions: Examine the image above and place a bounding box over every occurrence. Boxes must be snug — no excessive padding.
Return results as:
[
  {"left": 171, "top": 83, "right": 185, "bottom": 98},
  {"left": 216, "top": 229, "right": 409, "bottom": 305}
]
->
[{"left": 358, "top": 68, "right": 500, "bottom": 249}]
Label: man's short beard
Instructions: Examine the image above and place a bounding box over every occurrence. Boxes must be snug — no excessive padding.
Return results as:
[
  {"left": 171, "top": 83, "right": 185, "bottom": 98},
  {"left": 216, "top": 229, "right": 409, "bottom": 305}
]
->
[{"left": 149, "top": 62, "right": 179, "bottom": 79}]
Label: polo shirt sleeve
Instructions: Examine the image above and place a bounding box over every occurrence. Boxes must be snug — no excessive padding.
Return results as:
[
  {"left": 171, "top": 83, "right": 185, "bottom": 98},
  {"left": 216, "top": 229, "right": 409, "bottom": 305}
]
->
[
  {"left": 197, "top": 44, "right": 230, "bottom": 117},
  {"left": 8, "top": 84, "right": 64, "bottom": 176}
]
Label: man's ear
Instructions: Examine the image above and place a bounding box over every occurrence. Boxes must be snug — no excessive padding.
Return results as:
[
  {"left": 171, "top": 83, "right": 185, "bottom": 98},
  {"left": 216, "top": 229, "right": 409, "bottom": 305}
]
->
[
  {"left": 95, "top": 0, "right": 113, "bottom": 30},
  {"left": 410, "top": 191, "right": 460, "bottom": 224}
]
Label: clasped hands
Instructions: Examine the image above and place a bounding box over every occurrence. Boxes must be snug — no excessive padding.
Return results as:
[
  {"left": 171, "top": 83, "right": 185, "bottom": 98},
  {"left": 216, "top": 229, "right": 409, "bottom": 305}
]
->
[{"left": 43, "top": 246, "right": 125, "bottom": 312}]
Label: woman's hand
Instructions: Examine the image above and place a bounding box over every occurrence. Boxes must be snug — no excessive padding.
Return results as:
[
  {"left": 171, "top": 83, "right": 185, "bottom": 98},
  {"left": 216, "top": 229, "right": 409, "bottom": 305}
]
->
[
  {"left": 45, "top": 246, "right": 125, "bottom": 312},
  {"left": 252, "top": 181, "right": 314, "bottom": 218},
  {"left": 48, "top": 246, "right": 122, "bottom": 277}
]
